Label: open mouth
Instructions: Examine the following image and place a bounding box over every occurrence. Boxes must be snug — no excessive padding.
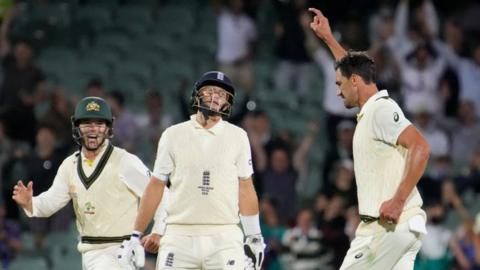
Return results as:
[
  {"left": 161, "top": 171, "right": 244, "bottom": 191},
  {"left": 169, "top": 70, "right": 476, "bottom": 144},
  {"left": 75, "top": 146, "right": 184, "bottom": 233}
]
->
[{"left": 86, "top": 135, "right": 98, "bottom": 144}]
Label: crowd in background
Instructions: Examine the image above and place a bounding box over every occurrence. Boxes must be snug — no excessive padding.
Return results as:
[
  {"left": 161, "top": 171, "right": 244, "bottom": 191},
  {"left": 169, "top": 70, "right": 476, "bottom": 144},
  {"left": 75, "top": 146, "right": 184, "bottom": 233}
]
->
[{"left": 0, "top": 0, "right": 480, "bottom": 269}]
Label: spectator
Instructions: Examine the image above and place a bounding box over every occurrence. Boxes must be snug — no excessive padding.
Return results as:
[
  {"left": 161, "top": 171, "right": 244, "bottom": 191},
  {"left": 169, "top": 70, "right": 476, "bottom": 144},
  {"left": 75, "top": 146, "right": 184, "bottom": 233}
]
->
[
  {"left": 1, "top": 140, "right": 30, "bottom": 220},
  {"left": 84, "top": 78, "right": 105, "bottom": 98},
  {"left": 387, "top": 0, "right": 446, "bottom": 115},
  {"left": 18, "top": 125, "right": 71, "bottom": 249},
  {"left": 39, "top": 88, "right": 75, "bottom": 151},
  {"left": 450, "top": 218, "right": 480, "bottom": 270},
  {"left": 245, "top": 110, "right": 272, "bottom": 194},
  {"left": 0, "top": 5, "right": 46, "bottom": 147},
  {"left": 412, "top": 107, "right": 450, "bottom": 159},
  {"left": 282, "top": 208, "right": 332, "bottom": 270},
  {"left": 390, "top": 41, "right": 447, "bottom": 115},
  {"left": 449, "top": 100, "right": 480, "bottom": 169},
  {"left": 369, "top": 44, "right": 402, "bottom": 102},
  {"left": 106, "top": 90, "right": 139, "bottom": 152},
  {"left": 0, "top": 118, "right": 12, "bottom": 183},
  {"left": 315, "top": 194, "right": 350, "bottom": 269},
  {"left": 321, "top": 159, "right": 356, "bottom": 208},
  {"left": 0, "top": 39, "right": 46, "bottom": 146},
  {"left": 343, "top": 206, "right": 360, "bottom": 242},
  {"left": 368, "top": 5, "right": 394, "bottom": 46},
  {"left": 415, "top": 202, "right": 455, "bottom": 270},
  {"left": 137, "top": 91, "right": 173, "bottom": 166},
  {"left": 260, "top": 197, "right": 286, "bottom": 270},
  {"left": 251, "top": 116, "right": 318, "bottom": 196},
  {"left": 273, "top": 0, "right": 313, "bottom": 100},
  {"left": 417, "top": 159, "right": 450, "bottom": 206},
  {"left": 261, "top": 147, "right": 298, "bottom": 224},
  {"left": 322, "top": 120, "right": 354, "bottom": 188},
  {"left": 390, "top": 0, "right": 440, "bottom": 59},
  {"left": 216, "top": 0, "right": 257, "bottom": 94},
  {"left": 441, "top": 180, "right": 470, "bottom": 220},
  {"left": 0, "top": 199, "right": 22, "bottom": 270},
  {"left": 434, "top": 38, "right": 480, "bottom": 118},
  {"left": 0, "top": 1, "right": 13, "bottom": 22},
  {"left": 292, "top": 120, "right": 319, "bottom": 195},
  {"left": 303, "top": 24, "right": 357, "bottom": 144},
  {"left": 456, "top": 148, "right": 480, "bottom": 197}
]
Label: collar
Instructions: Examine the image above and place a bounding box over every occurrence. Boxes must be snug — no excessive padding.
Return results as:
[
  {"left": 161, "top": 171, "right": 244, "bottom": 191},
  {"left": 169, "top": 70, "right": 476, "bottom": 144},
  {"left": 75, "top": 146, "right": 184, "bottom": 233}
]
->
[
  {"left": 356, "top": 90, "right": 389, "bottom": 122},
  {"left": 81, "top": 139, "right": 109, "bottom": 164},
  {"left": 189, "top": 114, "right": 225, "bottom": 135}
]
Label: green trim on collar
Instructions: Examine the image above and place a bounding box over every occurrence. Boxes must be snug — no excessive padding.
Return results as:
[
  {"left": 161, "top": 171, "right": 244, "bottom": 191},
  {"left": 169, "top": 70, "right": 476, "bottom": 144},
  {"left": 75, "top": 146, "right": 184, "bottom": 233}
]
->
[{"left": 77, "top": 144, "right": 114, "bottom": 190}]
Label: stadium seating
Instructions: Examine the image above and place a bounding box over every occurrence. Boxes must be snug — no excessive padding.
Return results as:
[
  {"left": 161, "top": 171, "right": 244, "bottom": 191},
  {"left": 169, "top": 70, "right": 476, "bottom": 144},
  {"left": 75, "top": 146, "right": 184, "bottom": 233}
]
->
[{"left": 9, "top": 256, "right": 48, "bottom": 270}]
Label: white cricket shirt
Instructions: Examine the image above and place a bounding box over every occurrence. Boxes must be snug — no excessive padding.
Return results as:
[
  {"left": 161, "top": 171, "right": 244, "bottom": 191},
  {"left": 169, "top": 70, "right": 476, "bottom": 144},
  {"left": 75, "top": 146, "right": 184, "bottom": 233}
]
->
[{"left": 153, "top": 115, "right": 253, "bottom": 232}]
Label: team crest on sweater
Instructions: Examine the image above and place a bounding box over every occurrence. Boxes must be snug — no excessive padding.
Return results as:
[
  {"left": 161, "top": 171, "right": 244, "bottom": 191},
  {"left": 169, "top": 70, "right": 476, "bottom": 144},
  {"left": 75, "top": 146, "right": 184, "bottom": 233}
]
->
[{"left": 84, "top": 202, "right": 96, "bottom": 215}]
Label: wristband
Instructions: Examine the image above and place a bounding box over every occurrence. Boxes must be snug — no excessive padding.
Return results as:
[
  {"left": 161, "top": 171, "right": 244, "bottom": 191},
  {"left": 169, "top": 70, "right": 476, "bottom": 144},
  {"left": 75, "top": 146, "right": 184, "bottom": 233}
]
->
[
  {"left": 240, "top": 214, "right": 261, "bottom": 236},
  {"left": 131, "top": 230, "right": 143, "bottom": 238}
]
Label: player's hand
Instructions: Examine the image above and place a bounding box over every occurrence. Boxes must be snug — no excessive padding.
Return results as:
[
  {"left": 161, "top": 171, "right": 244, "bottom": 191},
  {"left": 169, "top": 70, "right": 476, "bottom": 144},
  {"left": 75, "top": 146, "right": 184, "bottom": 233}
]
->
[
  {"left": 12, "top": 180, "right": 33, "bottom": 212},
  {"left": 117, "top": 235, "right": 145, "bottom": 269},
  {"left": 379, "top": 198, "right": 404, "bottom": 224},
  {"left": 141, "top": 233, "right": 161, "bottom": 254},
  {"left": 308, "top": 8, "right": 333, "bottom": 40},
  {"left": 244, "top": 234, "right": 266, "bottom": 270}
]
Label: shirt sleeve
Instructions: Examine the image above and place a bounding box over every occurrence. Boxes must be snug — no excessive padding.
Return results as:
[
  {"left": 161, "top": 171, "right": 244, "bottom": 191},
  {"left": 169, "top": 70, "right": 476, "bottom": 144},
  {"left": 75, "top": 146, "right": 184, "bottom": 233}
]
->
[
  {"left": 27, "top": 159, "right": 72, "bottom": 217},
  {"left": 152, "top": 129, "right": 173, "bottom": 182},
  {"left": 237, "top": 130, "right": 254, "bottom": 180},
  {"left": 372, "top": 101, "right": 411, "bottom": 146},
  {"left": 118, "top": 153, "right": 151, "bottom": 197}
]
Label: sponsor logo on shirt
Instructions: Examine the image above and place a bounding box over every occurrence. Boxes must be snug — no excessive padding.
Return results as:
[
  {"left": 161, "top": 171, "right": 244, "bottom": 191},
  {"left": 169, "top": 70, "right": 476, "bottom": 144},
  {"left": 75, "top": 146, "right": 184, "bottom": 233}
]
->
[
  {"left": 355, "top": 252, "right": 363, "bottom": 259},
  {"left": 165, "top": 252, "right": 174, "bottom": 267},
  {"left": 84, "top": 202, "right": 96, "bottom": 215},
  {"left": 198, "top": 170, "right": 214, "bottom": 195}
]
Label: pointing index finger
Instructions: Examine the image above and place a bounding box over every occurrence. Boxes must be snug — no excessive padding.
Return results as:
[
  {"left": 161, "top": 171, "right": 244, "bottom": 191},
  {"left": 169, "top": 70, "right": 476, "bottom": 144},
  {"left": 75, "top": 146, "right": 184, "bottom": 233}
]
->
[{"left": 308, "top": 7, "right": 324, "bottom": 18}]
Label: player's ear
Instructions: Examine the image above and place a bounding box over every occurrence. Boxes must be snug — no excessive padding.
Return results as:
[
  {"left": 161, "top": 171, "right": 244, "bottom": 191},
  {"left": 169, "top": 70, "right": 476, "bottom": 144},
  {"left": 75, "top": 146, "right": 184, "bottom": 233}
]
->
[{"left": 350, "top": 74, "right": 358, "bottom": 87}]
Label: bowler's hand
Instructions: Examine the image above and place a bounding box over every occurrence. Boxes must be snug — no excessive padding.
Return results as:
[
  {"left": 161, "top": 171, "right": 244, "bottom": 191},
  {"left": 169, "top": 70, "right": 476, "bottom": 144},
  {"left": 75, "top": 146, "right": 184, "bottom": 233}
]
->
[
  {"left": 12, "top": 180, "right": 33, "bottom": 213},
  {"left": 379, "top": 198, "right": 404, "bottom": 224},
  {"left": 141, "top": 233, "right": 161, "bottom": 254},
  {"left": 308, "top": 8, "right": 333, "bottom": 40}
]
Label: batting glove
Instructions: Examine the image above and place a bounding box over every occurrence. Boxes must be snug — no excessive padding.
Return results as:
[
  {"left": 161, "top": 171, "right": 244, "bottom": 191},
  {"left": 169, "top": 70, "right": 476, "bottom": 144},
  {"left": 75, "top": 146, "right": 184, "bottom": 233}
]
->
[
  {"left": 244, "top": 234, "right": 266, "bottom": 270},
  {"left": 117, "top": 233, "right": 145, "bottom": 269}
]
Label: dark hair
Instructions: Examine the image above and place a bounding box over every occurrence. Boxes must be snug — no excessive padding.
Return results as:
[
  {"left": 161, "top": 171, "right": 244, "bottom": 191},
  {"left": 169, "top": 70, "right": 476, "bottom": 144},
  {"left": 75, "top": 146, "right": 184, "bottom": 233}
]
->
[
  {"left": 335, "top": 51, "right": 376, "bottom": 84},
  {"left": 86, "top": 78, "right": 103, "bottom": 89},
  {"left": 13, "top": 38, "right": 32, "bottom": 47},
  {"left": 107, "top": 90, "right": 125, "bottom": 107},
  {"left": 37, "top": 123, "right": 57, "bottom": 134}
]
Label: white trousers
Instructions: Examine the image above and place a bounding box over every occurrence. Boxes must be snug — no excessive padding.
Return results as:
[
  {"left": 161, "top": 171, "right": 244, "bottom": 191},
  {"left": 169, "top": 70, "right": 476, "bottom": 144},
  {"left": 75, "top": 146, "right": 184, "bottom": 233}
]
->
[
  {"left": 156, "top": 228, "right": 244, "bottom": 270},
  {"left": 82, "top": 245, "right": 129, "bottom": 270},
  {"left": 340, "top": 220, "right": 422, "bottom": 270}
]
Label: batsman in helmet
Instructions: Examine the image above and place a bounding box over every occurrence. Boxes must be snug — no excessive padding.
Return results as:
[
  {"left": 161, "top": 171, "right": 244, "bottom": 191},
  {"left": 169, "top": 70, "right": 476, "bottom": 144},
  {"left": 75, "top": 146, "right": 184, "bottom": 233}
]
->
[
  {"left": 118, "top": 71, "right": 266, "bottom": 270},
  {"left": 13, "top": 96, "right": 168, "bottom": 270}
]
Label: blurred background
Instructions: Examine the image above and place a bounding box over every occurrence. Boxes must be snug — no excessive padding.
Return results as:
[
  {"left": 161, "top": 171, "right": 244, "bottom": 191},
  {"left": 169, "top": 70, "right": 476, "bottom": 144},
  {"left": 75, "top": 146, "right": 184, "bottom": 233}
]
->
[{"left": 0, "top": 0, "right": 479, "bottom": 269}]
